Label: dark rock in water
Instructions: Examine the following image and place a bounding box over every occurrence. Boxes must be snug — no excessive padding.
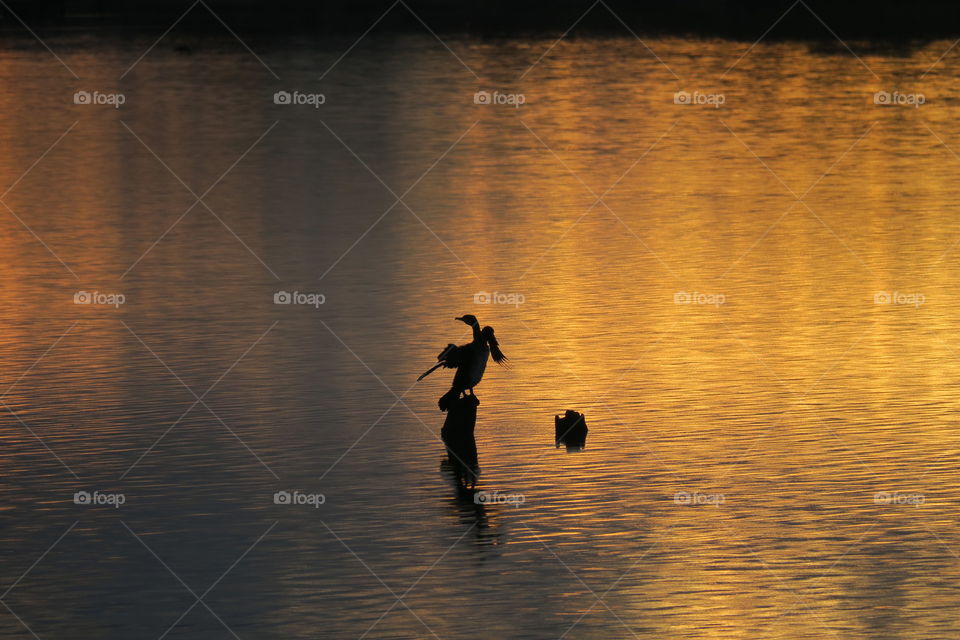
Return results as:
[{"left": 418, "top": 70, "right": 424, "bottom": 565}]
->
[{"left": 555, "top": 410, "right": 588, "bottom": 450}]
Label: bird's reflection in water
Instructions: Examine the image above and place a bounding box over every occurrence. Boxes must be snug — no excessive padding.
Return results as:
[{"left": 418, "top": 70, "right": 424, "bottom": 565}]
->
[
  {"left": 439, "top": 459, "right": 504, "bottom": 548},
  {"left": 439, "top": 395, "right": 503, "bottom": 547}
]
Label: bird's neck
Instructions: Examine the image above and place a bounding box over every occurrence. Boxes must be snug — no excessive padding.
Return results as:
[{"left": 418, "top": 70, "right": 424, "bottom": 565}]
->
[{"left": 470, "top": 323, "right": 482, "bottom": 342}]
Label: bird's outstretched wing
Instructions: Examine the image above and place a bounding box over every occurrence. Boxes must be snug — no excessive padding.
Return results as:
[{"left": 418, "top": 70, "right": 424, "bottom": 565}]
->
[
  {"left": 437, "top": 343, "right": 466, "bottom": 369},
  {"left": 416, "top": 343, "right": 464, "bottom": 381}
]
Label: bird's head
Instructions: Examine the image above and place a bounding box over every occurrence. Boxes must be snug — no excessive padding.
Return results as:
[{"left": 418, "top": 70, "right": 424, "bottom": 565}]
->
[{"left": 455, "top": 314, "right": 479, "bottom": 327}]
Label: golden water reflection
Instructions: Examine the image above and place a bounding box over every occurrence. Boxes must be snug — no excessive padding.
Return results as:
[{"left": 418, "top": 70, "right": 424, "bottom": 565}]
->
[{"left": 0, "top": 35, "right": 958, "bottom": 639}]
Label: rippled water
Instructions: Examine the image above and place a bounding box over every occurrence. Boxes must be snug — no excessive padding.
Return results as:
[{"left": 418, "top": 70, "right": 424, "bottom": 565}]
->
[{"left": 1, "top": 31, "right": 959, "bottom": 639}]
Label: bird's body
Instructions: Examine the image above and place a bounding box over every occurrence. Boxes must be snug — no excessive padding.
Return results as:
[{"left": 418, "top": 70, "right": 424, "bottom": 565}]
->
[
  {"left": 465, "top": 343, "right": 489, "bottom": 390},
  {"left": 451, "top": 338, "right": 488, "bottom": 391},
  {"left": 418, "top": 315, "right": 508, "bottom": 411}
]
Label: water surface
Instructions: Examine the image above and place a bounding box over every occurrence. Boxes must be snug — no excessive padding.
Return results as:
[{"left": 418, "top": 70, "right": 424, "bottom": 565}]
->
[{"left": 0, "top": 32, "right": 959, "bottom": 639}]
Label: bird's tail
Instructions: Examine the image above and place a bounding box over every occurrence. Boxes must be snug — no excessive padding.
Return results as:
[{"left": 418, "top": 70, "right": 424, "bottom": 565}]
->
[
  {"left": 417, "top": 362, "right": 444, "bottom": 381},
  {"left": 483, "top": 326, "right": 508, "bottom": 365}
]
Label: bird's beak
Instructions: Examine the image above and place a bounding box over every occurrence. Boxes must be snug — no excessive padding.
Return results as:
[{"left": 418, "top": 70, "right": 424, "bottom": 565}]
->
[{"left": 454, "top": 316, "right": 464, "bottom": 321}]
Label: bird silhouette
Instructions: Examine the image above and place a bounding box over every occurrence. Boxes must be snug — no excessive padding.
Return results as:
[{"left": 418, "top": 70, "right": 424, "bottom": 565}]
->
[{"left": 418, "top": 315, "right": 507, "bottom": 411}]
